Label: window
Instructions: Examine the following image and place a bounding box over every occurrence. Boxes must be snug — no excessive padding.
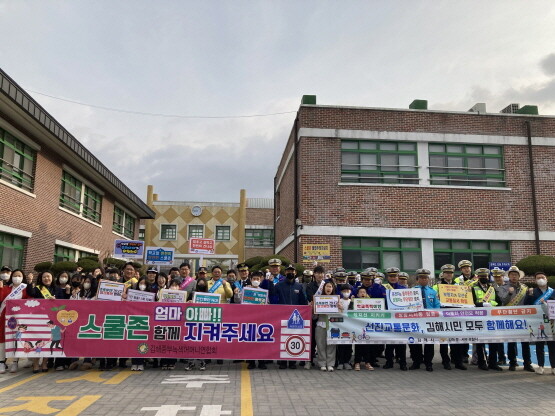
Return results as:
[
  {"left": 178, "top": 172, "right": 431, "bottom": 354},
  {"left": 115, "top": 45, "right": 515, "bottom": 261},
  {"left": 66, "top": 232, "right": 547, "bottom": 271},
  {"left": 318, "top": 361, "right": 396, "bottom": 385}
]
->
[
  {"left": 216, "top": 226, "right": 231, "bottom": 241},
  {"left": 112, "top": 206, "right": 136, "bottom": 239},
  {"left": 341, "top": 140, "right": 418, "bottom": 184},
  {"left": 433, "top": 240, "right": 510, "bottom": 275},
  {"left": 245, "top": 229, "right": 274, "bottom": 247},
  {"left": 0, "top": 232, "right": 25, "bottom": 269},
  {"left": 138, "top": 229, "right": 145, "bottom": 241},
  {"left": 429, "top": 144, "right": 505, "bottom": 187},
  {"left": 0, "top": 127, "right": 36, "bottom": 192},
  {"left": 188, "top": 225, "right": 204, "bottom": 239},
  {"left": 60, "top": 171, "right": 103, "bottom": 223},
  {"left": 342, "top": 237, "right": 421, "bottom": 272},
  {"left": 160, "top": 224, "right": 177, "bottom": 240},
  {"left": 54, "top": 245, "right": 76, "bottom": 263}
]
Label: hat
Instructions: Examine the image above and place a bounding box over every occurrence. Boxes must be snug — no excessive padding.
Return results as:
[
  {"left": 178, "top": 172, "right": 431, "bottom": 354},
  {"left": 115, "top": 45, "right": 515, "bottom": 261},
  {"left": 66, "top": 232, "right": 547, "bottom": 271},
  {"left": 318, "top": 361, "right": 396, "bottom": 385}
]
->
[
  {"left": 347, "top": 271, "right": 357, "bottom": 277},
  {"left": 107, "top": 268, "right": 119, "bottom": 274},
  {"left": 334, "top": 270, "right": 347, "bottom": 279},
  {"left": 198, "top": 267, "right": 207, "bottom": 273},
  {"left": 385, "top": 267, "right": 400, "bottom": 274},
  {"left": 458, "top": 260, "right": 472, "bottom": 269},
  {"left": 440, "top": 264, "right": 455, "bottom": 273},
  {"left": 237, "top": 263, "right": 249, "bottom": 271},
  {"left": 491, "top": 267, "right": 505, "bottom": 277},
  {"left": 507, "top": 266, "right": 524, "bottom": 278},
  {"left": 376, "top": 272, "right": 385, "bottom": 279},
  {"left": 475, "top": 268, "right": 490, "bottom": 276},
  {"left": 285, "top": 264, "right": 296, "bottom": 271},
  {"left": 415, "top": 268, "right": 431, "bottom": 276},
  {"left": 0, "top": 266, "right": 11, "bottom": 272},
  {"left": 268, "top": 258, "right": 282, "bottom": 266},
  {"left": 360, "top": 267, "right": 378, "bottom": 278},
  {"left": 147, "top": 267, "right": 158, "bottom": 274},
  {"left": 398, "top": 272, "right": 409, "bottom": 279},
  {"left": 303, "top": 270, "right": 314, "bottom": 277},
  {"left": 251, "top": 270, "right": 263, "bottom": 278}
]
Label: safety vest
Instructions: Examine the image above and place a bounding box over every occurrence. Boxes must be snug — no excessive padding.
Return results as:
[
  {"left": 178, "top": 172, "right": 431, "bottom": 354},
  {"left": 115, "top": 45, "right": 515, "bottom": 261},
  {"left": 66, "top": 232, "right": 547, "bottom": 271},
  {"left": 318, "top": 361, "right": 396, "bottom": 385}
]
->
[{"left": 473, "top": 284, "right": 498, "bottom": 306}]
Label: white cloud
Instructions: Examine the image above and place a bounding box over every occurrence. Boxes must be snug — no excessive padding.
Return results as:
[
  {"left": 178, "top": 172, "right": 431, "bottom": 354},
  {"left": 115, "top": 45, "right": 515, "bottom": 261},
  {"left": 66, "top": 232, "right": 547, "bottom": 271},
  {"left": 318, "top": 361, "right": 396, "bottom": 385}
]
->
[
  {"left": 24, "top": 300, "right": 40, "bottom": 308},
  {"left": 11, "top": 306, "right": 21, "bottom": 312}
]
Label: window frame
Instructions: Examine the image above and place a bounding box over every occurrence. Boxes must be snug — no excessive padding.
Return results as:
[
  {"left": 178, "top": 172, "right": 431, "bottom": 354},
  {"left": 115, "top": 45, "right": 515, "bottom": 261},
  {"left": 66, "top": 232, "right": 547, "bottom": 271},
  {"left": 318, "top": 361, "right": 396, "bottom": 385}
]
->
[
  {"left": 112, "top": 205, "right": 136, "bottom": 239},
  {"left": 60, "top": 170, "right": 103, "bottom": 224},
  {"left": 0, "top": 127, "right": 36, "bottom": 192},
  {"left": 245, "top": 228, "right": 274, "bottom": 248},
  {"left": 341, "top": 237, "right": 422, "bottom": 272},
  {"left": 188, "top": 224, "right": 204, "bottom": 240},
  {"left": 433, "top": 239, "right": 511, "bottom": 275},
  {"left": 0, "top": 232, "right": 26, "bottom": 269},
  {"left": 160, "top": 224, "right": 177, "bottom": 241},
  {"left": 215, "top": 225, "right": 231, "bottom": 241}
]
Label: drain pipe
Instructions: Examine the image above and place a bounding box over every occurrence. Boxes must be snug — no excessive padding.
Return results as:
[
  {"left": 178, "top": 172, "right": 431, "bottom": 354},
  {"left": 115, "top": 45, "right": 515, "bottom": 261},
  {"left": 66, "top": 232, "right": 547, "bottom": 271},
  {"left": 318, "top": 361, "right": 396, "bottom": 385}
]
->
[
  {"left": 293, "top": 114, "right": 299, "bottom": 263},
  {"left": 526, "top": 120, "right": 540, "bottom": 254}
]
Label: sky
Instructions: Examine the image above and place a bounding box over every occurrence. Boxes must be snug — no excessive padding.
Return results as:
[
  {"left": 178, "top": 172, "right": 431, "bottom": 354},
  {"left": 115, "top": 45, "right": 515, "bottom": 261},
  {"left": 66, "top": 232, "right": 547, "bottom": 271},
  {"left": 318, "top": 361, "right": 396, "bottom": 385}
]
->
[{"left": 1, "top": 1, "right": 555, "bottom": 203}]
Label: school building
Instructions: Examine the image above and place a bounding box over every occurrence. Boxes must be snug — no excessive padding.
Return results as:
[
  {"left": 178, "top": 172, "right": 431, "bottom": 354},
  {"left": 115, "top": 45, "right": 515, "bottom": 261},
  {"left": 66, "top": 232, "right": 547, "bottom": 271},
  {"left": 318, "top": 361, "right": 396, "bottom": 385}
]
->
[
  {"left": 0, "top": 68, "right": 155, "bottom": 272},
  {"left": 142, "top": 186, "right": 274, "bottom": 271},
  {"left": 274, "top": 96, "right": 555, "bottom": 274}
]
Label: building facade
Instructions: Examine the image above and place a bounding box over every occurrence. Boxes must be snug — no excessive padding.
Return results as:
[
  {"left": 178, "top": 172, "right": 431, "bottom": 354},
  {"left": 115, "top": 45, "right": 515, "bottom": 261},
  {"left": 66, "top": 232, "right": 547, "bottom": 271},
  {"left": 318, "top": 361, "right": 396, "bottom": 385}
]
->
[
  {"left": 274, "top": 96, "right": 555, "bottom": 274},
  {"left": 0, "top": 69, "right": 154, "bottom": 272},
  {"left": 143, "top": 186, "right": 273, "bottom": 271}
]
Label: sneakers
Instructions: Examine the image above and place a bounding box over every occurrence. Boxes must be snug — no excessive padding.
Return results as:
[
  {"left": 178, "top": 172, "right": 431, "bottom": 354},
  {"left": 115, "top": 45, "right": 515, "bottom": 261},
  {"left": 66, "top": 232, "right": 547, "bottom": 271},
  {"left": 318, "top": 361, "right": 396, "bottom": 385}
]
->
[
  {"left": 336, "top": 364, "right": 343, "bottom": 370},
  {"left": 184, "top": 362, "right": 194, "bottom": 371},
  {"left": 343, "top": 363, "right": 352, "bottom": 370},
  {"left": 365, "top": 363, "right": 375, "bottom": 371},
  {"left": 523, "top": 365, "right": 535, "bottom": 372},
  {"left": 80, "top": 362, "right": 93, "bottom": 371},
  {"left": 199, "top": 362, "right": 206, "bottom": 371},
  {"left": 131, "top": 365, "right": 138, "bottom": 371},
  {"left": 137, "top": 365, "right": 144, "bottom": 371},
  {"left": 551, "top": 368, "right": 555, "bottom": 375},
  {"left": 537, "top": 366, "right": 544, "bottom": 375},
  {"left": 0, "top": 362, "right": 6, "bottom": 374},
  {"left": 9, "top": 362, "right": 18, "bottom": 373},
  {"left": 320, "top": 366, "right": 327, "bottom": 371},
  {"left": 327, "top": 366, "right": 334, "bottom": 372},
  {"left": 305, "top": 362, "right": 311, "bottom": 370},
  {"left": 354, "top": 363, "right": 361, "bottom": 371}
]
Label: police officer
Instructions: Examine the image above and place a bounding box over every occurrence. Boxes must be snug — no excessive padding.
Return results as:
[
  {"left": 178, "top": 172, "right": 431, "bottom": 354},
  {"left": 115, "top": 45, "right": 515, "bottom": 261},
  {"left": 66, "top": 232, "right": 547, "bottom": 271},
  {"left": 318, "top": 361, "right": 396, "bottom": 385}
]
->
[
  {"left": 502, "top": 266, "right": 534, "bottom": 372},
  {"left": 472, "top": 268, "right": 503, "bottom": 371},
  {"left": 433, "top": 264, "right": 467, "bottom": 370},
  {"left": 332, "top": 268, "right": 348, "bottom": 294},
  {"left": 409, "top": 269, "right": 440, "bottom": 371},
  {"left": 455, "top": 260, "right": 477, "bottom": 286},
  {"left": 398, "top": 272, "right": 409, "bottom": 288},
  {"left": 235, "top": 263, "right": 251, "bottom": 289},
  {"left": 347, "top": 271, "right": 358, "bottom": 287},
  {"left": 357, "top": 269, "right": 376, "bottom": 297},
  {"left": 491, "top": 267, "right": 508, "bottom": 365},
  {"left": 268, "top": 258, "right": 285, "bottom": 284},
  {"left": 301, "top": 270, "right": 313, "bottom": 292}
]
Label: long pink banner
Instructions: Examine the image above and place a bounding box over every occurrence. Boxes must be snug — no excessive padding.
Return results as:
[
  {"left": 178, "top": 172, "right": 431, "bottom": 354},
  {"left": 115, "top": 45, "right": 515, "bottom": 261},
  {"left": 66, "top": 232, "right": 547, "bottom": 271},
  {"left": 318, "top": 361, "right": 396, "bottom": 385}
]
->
[{"left": 5, "top": 300, "right": 312, "bottom": 361}]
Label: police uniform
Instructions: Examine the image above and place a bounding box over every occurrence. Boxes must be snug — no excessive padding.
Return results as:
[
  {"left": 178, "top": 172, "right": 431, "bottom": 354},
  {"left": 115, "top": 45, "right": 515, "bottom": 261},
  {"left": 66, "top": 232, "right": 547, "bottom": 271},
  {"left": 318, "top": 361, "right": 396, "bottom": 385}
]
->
[
  {"left": 472, "top": 268, "right": 503, "bottom": 371},
  {"left": 455, "top": 260, "right": 474, "bottom": 363},
  {"left": 267, "top": 258, "right": 284, "bottom": 304}
]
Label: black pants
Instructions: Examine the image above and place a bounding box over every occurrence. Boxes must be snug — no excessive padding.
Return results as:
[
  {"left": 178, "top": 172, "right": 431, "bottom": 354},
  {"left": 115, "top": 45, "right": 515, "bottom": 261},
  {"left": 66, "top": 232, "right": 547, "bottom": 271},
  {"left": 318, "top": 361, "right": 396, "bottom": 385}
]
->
[
  {"left": 50, "top": 340, "right": 61, "bottom": 353},
  {"left": 476, "top": 343, "right": 500, "bottom": 366},
  {"left": 310, "top": 320, "right": 317, "bottom": 363},
  {"left": 536, "top": 341, "right": 555, "bottom": 367},
  {"left": 439, "top": 343, "right": 464, "bottom": 365},
  {"left": 385, "top": 344, "right": 406, "bottom": 365},
  {"left": 497, "top": 343, "right": 507, "bottom": 361},
  {"left": 354, "top": 345, "right": 374, "bottom": 364},
  {"left": 507, "top": 342, "right": 531, "bottom": 366},
  {"left": 409, "top": 344, "right": 434, "bottom": 366},
  {"left": 336, "top": 345, "right": 352, "bottom": 365}
]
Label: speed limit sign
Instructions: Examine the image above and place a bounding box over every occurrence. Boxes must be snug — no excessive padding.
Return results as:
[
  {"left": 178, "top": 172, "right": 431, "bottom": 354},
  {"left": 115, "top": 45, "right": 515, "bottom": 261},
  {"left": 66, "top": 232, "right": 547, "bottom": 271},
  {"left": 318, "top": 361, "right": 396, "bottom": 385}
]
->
[{"left": 285, "top": 335, "right": 306, "bottom": 357}]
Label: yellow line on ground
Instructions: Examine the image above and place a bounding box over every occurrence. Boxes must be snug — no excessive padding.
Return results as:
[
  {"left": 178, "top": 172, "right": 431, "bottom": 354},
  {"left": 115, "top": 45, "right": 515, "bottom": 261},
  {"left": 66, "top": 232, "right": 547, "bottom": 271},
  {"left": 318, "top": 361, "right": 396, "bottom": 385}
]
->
[
  {"left": 240, "top": 363, "right": 253, "bottom": 416},
  {"left": 0, "top": 373, "right": 46, "bottom": 394}
]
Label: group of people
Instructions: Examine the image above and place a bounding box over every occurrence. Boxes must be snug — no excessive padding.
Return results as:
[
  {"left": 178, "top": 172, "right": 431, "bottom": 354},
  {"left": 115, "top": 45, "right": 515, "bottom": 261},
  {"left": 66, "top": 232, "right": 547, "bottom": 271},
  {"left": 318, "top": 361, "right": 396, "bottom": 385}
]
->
[{"left": 0, "top": 257, "right": 553, "bottom": 375}]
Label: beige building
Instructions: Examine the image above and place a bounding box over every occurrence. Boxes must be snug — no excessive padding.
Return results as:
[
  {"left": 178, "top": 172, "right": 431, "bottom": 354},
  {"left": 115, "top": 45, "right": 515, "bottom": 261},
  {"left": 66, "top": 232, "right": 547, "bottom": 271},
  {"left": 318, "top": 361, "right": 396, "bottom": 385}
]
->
[{"left": 142, "top": 186, "right": 273, "bottom": 271}]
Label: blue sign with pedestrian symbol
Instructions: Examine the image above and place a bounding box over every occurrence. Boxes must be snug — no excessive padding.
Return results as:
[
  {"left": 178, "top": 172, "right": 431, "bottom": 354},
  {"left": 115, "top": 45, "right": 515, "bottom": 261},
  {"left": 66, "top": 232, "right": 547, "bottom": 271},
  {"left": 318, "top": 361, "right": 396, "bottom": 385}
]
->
[{"left": 145, "top": 246, "right": 175, "bottom": 265}]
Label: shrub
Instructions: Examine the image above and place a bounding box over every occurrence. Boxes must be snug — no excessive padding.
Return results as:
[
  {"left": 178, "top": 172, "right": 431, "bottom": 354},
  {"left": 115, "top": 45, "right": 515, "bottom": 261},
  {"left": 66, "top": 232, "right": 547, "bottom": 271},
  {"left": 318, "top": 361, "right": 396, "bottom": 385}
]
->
[
  {"left": 244, "top": 256, "right": 264, "bottom": 268},
  {"left": 77, "top": 258, "right": 101, "bottom": 273},
  {"left": 50, "top": 261, "right": 78, "bottom": 275},
  {"left": 34, "top": 261, "right": 53, "bottom": 273},
  {"left": 516, "top": 255, "right": 555, "bottom": 276}
]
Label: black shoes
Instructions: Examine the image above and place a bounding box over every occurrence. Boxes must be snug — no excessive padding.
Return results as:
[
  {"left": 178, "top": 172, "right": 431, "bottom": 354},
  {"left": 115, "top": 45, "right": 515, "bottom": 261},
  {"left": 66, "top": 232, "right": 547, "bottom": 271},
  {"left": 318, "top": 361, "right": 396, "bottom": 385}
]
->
[
  {"left": 258, "top": 362, "right": 267, "bottom": 370},
  {"left": 489, "top": 365, "right": 503, "bottom": 371},
  {"left": 426, "top": 365, "right": 433, "bottom": 372},
  {"left": 454, "top": 364, "right": 467, "bottom": 370},
  {"left": 478, "top": 364, "right": 489, "bottom": 371},
  {"left": 409, "top": 363, "right": 421, "bottom": 370},
  {"left": 443, "top": 363, "right": 452, "bottom": 370},
  {"left": 400, "top": 364, "right": 408, "bottom": 371},
  {"left": 247, "top": 362, "right": 256, "bottom": 370},
  {"left": 383, "top": 362, "right": 393, "bottom": 369},
  {"left": 523, "top": 365, "right": 535, "bottom": 372}
]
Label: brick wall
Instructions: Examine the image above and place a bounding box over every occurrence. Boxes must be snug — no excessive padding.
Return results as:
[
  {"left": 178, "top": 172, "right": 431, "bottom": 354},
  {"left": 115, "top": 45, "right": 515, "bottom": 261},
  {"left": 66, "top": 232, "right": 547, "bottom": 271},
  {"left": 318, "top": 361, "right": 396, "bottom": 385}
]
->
[
  {"left": 246, "top": 208, "right": 273, "bottom": 226},
  {"left": 245, "top": 247, "right": 274, "bottom": 260}
]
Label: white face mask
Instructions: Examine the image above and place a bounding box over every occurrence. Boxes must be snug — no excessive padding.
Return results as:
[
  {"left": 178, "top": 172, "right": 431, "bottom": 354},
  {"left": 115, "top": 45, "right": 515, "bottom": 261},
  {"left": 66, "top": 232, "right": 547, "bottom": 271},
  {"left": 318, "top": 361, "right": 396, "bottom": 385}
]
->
[
  {"left": 83, "top": 282, "right": 91, "bottom": 290},
  {"left": 12, "top": 276, "right": 23, "bottom": 285},
  {"left": 139, "top": 284, "right": 147, "bottom": 291},
  {"left": 59, "top": 277, "right": 68, "bottom": 284},
  {"left": 537, "top": 278, "right": 548, "bottom": 287},
  {"left": 374, "top": 278, "right": 382, "bottom": 285},
  {"left": 0, "top": 274, "right": 9, "bottom": 281},
  {"left": 251, "top": 280, "right": 260, "bottom": 287},
  {"left": 342, "top": 292, "right": 351, "bottom": 298}
]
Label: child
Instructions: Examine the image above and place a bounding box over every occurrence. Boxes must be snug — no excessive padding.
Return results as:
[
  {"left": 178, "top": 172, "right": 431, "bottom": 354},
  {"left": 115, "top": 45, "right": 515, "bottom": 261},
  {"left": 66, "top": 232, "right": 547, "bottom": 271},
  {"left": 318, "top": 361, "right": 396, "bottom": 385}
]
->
[
  {"left": 241, "top": 271, "right": 268, "bottom": 370},
  {"left": 315, "top": 281, "right": 337, "bottom": 372},
  {"left": 353, "top": 288, "right": 374, "bottom": 371},
  {"left": 336, "top": 284, "right": 353, "bottom": 370}
]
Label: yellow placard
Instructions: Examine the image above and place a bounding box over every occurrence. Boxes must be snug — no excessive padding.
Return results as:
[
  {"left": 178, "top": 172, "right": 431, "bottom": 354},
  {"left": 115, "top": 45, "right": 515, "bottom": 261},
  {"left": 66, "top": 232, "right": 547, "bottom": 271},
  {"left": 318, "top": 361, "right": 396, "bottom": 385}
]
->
[
  {"left": 437, "top": 284, "right": 474, "bottom": 307},
  {"left": 302, "top": 244, "right": 331, "bottom": 263}
]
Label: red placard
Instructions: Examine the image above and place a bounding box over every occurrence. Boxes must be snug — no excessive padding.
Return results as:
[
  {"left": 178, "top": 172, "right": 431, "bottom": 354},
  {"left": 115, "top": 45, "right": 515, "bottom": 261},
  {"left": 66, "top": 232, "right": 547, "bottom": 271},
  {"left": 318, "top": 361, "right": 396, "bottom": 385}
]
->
[{"left": 189, "top": 238, "right": 215, "bottom": 254}]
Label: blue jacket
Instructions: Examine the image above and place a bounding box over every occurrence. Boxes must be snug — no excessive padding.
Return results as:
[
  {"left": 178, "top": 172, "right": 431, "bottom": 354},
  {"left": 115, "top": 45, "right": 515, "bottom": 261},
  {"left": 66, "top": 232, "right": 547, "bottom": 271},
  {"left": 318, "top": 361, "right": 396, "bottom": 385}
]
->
[
  {"left": 354, "top": 283, "right": 372, "bottom": 297},
  {"left": 271, "top": 273, "right": 285, "bottom": 285},
  {"left": 524, "top": 287, "right": 555, "bottom": 305},
  {"left": 274, "top": 280, "right": 308, "bottom": 305},
  {"left": 414, "top": 285, "right": 440, "bottom": 309},
  {"left": 370, "top": 282, "right": 407, "bottom": 299}
]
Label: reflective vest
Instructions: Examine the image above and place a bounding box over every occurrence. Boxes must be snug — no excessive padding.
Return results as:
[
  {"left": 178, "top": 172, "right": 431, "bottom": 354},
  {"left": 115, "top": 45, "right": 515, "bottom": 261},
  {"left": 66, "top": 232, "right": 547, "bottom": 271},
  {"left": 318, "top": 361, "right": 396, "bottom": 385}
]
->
[{"left": 472, "top": 284, "right": 498, "bottom": 306}]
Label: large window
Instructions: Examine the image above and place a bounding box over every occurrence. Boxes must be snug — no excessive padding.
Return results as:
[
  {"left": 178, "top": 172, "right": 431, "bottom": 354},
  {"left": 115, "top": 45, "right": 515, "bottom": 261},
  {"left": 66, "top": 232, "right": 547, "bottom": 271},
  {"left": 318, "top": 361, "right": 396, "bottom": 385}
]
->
[
  {"left": 342, "top": 237, "right": 421, "bottom": 272},
  {"left": 245, "top": 229, "right": 274, "bottom": 247},
  {"left": 112, "top": 206, "right": 136, "bottom": 239},
  {"left": 54, "top": 245, "right": 76, "bottom": 263},
  {"left": 60, "top": 171, "right": 102, "bottom": 223},
  {"left": 429, "top": 144, "right": 505, "bottom": 187},
  {"left": 341, "top": 140, "right": 419, "bottom": 184},
  {"left": 0, "top": 127, "right": 36, "bottom": 192},
  {"left": 215, "top": 226, "right": 231, "bottom": 241},
  {"left": 0, "top": 232, "right": 25, "bottom": 269},
  {"left": 433, "top": 240, "right": 511, "bottom": 275},
  {"left": 160, "top": 224, "right": 177, "bottom": 240},
  {"left": 188, "top": 225, "right": 204, "bottom": 239}
]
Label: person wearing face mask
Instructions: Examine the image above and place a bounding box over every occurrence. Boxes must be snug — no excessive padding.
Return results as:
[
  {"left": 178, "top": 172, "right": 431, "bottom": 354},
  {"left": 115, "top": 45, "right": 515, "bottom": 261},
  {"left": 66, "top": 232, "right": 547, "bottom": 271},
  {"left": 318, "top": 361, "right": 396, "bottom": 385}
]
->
[
  {"left": 490, "top": 268, "right": 508, "bottom": 366},
  {"left": 304, "top": 265, "right": 326, "bottom": 368},
  {"left": 0, "top": 268, "right": 29, "bottom": 374},
  {"left": 206, "top": 266, "right": 233, "bottom": 304},
  {"left": 347, "top": 271, "right": 358, "bottom": 289},
  {"left": 274, "top": 265, "right": 307, "bottom": 369},
  {"left": 68, "top": 275, "right": 96, "bottom": 371},
  {"left": 525, "top": 271, "right": 555, "bottom": 375},
  {"left": 472, "top": 268, "right": 503, "bottom": 371},
  {"left": 56, "top": 271, "right": 70, "bottom": 293},
  {"left": 67, "top": 274, "right": 83, "bottom": 299},
  {"left": 336, "top": 283, "right": 354, "bottom": 370}
]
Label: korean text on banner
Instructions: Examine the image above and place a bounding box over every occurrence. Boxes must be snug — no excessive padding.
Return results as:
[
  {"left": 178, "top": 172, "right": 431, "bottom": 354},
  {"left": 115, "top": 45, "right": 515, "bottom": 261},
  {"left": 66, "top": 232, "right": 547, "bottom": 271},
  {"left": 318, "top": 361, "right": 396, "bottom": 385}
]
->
[
  {"left": 145, "top": 247, "right": 175, "bottom": 265},
  {"left": 5, "top": 300, "right": 312, "bottom": 361},
  {"left": 327, "top": 306, "right": 552, "bottom": 345},
  {"left": 97, "top": 280, "right": 125, "bottom": 301},
  {"left": 353, "top": 298, "right": 385, "bottom": 311},
  {"left": 241, "top": 288, "right": 268, "bottom": 305},
  {"left": 302, "top": 244, "right": 331, "bottom": 263},
  {"left": 127, "top": 289, "right": 156, "bottom": 302},
  {"left": 193, "top": 292, "right": 221, "bottom": 304},
  {"left": 437, "top": 284, "right": 474, "bottom": 308},
  {"left": 547, "top": 300, "right": 555, "bottom": 319},
  {"left": 189, "top": 238, "right": 215, "bottom": 255},
  {"left": 386, "top": 288, "right": 423, "bottom": 310},
  {"left": 114, "top": 240, "right": 144, "bottom": 259},
  {"left": 313, "top": 295, "right": 339, "bottom": 314},
  {"left": 159, "top": 289, "right": 187, "bottom": 304}
]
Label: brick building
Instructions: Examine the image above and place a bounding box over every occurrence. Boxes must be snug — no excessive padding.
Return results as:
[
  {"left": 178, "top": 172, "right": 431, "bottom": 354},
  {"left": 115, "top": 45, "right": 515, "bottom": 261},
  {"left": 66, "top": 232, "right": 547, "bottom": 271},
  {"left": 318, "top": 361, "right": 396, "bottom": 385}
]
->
[
  {"left": 0, "top": 68, "right": 154, "bottom": 272},
  {"left": 142, "top": 186, "right": 273, "bottom": 271},
  {"left": 274, "top": 96, "right": 555, "bottom": 274}
]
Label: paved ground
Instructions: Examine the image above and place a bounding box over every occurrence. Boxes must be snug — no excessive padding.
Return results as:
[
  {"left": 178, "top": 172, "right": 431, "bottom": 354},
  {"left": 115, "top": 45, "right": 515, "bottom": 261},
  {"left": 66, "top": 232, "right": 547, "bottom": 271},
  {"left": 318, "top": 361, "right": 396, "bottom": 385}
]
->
[{"left": 0, "top": 355, "right": 554, "bottom": 416}]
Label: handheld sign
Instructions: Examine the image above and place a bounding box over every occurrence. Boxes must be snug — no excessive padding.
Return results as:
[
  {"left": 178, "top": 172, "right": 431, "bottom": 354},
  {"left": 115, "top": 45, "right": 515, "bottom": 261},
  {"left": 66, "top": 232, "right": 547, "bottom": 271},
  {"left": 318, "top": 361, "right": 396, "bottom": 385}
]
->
[
  {"left": 145, "top": 247, "right": 175, "bottom": 265},
  {"left": 127, "top": 289, "right": 156, "bottom": 302},
  {"left": 547, "top": 300, "right": 555, "bottom": 319},
  {"left": 241, "top": 287, "right": 268, "bottom": 305},
  {"left": 159, "top": 289, "right": 187, "bottom": 304},
  {"left": 193, "top": 292, "right": 221, "bottom": 304},
  {"left": 386, "top": 288, "right": 423, "bottom": 310},
  {"left": 114, "top": 240, "right": 144, "bottom": 259},
  {"left": 313, "top": 295, "right": 340, "bottom": 314},
  {"left": 437, "top": 284, "right": 474, "bottom": 308},
  {"left": 353, "top": 298, "right": 385, "bottom": 311},
  {"left": 97, "top": 280, "right": 125, "bottom": 301},
  {"left": 189, "top": 238, "right": 215, "bottom": 255}
]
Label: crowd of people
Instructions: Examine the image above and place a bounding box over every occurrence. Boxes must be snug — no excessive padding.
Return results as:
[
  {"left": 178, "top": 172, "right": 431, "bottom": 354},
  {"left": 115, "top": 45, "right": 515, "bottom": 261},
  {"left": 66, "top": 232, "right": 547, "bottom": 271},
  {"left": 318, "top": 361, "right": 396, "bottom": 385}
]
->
[{"left": 0, "top": 257, "right": 553, "bottom": 375}]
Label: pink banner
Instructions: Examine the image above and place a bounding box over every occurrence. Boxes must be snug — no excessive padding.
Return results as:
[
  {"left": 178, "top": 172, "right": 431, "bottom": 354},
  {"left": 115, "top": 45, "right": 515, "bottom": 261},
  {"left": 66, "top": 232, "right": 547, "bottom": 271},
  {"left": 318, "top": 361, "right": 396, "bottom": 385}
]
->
[{"left": 5, "top": 300, "right": 311, "bottom": 360}]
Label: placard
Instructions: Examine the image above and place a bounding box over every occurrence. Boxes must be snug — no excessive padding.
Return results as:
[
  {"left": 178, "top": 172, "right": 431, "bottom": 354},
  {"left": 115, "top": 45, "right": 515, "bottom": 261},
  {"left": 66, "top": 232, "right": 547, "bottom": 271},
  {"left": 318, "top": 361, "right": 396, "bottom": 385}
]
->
[
  {"left": 353, "top": 298, "right": 385, "bottom": 311},
  {"left": 437, "top": 284, "right": 474, "bottom": 308},
  {"left": 386, "top": 288, "right": 423, "bottom": 310},
  {"left": 145, "top": 247, "right": 175, "bottom": 265},
  {"left": 313, "top": 295, "right": 339, "bottom": 314},
  {"left": 193, "top": 292, "right": 221, "bottom": 304},
  {"left": 96, "top": 280, "right": 125, "bottom": 301},
  {"left": 114, "top": 240, "right": 144, "bottom": 259},
  {"left": 302, "top": 244, "right": 331, "bottom": 262},
  {"left": 548, "top": 300, "right": 555, "bottom": 319},
  {"left": 241, "top": 287, "right": 268, "bottom": 305},
  {"left": 127, "top": 289, "right": 156, "bottom": 302},
  {"left": 159, "top": 289, "right": 187, "bottom": 303},
  {"left": 189, "top": 238, "right": 215, "bottom": 255}
]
